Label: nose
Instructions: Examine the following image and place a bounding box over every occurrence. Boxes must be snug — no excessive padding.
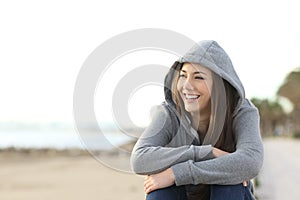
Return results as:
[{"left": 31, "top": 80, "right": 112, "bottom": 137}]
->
[{"left": 183, "top": 77, "right": 194, "bottom": 91}]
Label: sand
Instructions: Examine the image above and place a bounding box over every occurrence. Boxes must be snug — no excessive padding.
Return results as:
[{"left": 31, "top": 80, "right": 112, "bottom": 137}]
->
[
  {"left": 4, "top": 138, "right": 299, "bottom": 200},
  {"left": 255, "top": 138, "right": 300, "bottom": 200},
  {"left": 0, "top": 149, "right": 145, "bottom": 200}
]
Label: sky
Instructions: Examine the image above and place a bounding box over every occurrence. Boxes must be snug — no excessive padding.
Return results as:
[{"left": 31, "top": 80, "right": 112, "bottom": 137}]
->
[{"left": 0, "top": 0, "right": 299, "bottom": 127}]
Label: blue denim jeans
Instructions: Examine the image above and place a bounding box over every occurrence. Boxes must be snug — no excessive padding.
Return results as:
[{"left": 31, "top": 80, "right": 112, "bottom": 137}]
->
[
  {"left": 146, "top": 184, "right": 254, "bottom": 200},
  {"left": 146, "top": 185, "right": 188, "bottom": 200},
  {"left": 210, "top": 184, "right": 254, "bottom": 200}
]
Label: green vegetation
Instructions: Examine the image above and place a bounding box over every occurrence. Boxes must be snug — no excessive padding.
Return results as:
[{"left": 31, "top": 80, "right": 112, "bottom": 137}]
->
[
  {"left": 251, "top": 67, "right": 300, "bottom": 138},
  {"left": 293, "top": 132, "right": 300, "bottom": 139}
]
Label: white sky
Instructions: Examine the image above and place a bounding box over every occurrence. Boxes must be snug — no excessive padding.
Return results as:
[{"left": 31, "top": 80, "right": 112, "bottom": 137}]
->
[{"left": 0, "top": 0, "right": 299, "bottom": 126}]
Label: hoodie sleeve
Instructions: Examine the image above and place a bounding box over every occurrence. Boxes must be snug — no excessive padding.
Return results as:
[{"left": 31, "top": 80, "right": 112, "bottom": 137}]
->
[
  {"left": 171, "top": 100, "right": 264, "bottom": 185},
  {"left": 130, "top": 104, "right": 214, "bottom": 175}
]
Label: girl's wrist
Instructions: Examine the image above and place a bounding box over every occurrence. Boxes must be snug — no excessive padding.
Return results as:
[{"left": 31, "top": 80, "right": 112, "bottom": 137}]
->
[
  {"left": 212, "top": 147, "right": 218, "bottom": 158},
  {"left": 167, "top": 168, "right": 175, "bottom": 181}
]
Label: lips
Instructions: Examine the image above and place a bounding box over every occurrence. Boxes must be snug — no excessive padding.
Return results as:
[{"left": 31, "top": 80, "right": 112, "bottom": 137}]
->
[
  {"left": 185, "top": 94, "right": 200, "bottom": 99},
  {"left": 183, "top": 93, "right": 200, "bottom": 102}
]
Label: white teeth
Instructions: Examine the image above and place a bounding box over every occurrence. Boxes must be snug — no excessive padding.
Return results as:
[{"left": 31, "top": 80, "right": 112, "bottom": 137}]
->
[{"left": 185, "top": 94, "right": 200, "bottom": 99}]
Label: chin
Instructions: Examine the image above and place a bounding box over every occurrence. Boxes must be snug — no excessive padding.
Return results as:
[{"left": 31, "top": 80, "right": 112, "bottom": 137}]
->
[{"left": 184, "top": 105, "right": 199, "bottom": 113}]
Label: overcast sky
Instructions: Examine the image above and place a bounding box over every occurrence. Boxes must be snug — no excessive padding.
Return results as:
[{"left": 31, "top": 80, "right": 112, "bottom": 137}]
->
[{"left": 0, "top": 0, "right": 299, "bottom": 127}]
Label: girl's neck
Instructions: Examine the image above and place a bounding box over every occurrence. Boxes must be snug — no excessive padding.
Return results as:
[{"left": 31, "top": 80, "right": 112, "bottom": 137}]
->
[{"left": 191, "top": 111, "right": 210, "bottom": 134}]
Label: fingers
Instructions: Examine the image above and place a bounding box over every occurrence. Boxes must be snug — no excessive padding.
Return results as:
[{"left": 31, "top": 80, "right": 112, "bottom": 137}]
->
[
  {"left": 144, "top": 176, "right": 157, "bottom": 194},
  {"left": 145, "top": 184, "right": 154, "bottom": 194},
  {"left": 242, "top": 181, "right": 248, "bottom": 187},
  {"left": 144, "top": 182, "right": 156, "bottom": 194}
]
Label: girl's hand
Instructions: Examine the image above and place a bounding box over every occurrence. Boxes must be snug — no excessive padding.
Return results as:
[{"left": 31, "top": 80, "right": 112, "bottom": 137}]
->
[
  {"left": 144, "top": 168, "right": 175, "bottom": 194},
  {"left": 212, "top": 147, "right": 229, "bottom": 158}
]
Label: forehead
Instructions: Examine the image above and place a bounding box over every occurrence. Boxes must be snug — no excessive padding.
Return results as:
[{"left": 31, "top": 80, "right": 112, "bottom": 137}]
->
[{"left": 181, "top": 63, "right": 211, "bottom": 74}]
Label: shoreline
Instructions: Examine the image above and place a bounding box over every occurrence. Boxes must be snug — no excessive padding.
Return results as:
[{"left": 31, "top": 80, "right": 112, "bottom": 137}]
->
[{"left": 0, "top": 139, "right": 137, "bottom": 156}]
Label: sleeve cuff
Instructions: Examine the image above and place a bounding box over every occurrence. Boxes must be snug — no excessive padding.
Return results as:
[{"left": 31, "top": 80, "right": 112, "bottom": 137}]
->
[
  {"left": 193, "top": 145, "right": 213, "bottom": 161},
  {"left": 172, "top": 161, "right": 194, "bottom": 186}
]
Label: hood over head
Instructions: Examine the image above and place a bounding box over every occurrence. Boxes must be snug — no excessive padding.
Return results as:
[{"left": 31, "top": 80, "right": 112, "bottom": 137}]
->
[{"left": 164, "top": 40, "right": 245, "bottom": 109}]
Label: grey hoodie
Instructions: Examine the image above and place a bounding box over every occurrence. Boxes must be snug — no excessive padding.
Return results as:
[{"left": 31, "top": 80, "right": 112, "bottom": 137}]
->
[{"left": 130, "top": 41, "right": 263, "bottom": 194}]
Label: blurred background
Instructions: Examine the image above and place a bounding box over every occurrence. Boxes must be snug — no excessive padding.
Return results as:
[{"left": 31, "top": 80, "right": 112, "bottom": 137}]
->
[{"left": 0, "top": 0, "right": 299, "bottom": 199}]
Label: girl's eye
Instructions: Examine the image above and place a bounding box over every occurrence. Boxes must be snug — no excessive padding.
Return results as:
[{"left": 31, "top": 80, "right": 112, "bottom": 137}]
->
[
  {"left": 195, "top": 76, "right": 204, "bottom": 80},
  {"left": 179, "top": 74, "right": 186, "bottom": 78}
]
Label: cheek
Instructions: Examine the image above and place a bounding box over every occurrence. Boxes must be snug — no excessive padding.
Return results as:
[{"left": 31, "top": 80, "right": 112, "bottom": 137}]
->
[
  {"left": 206, "top": 79, "right": 213, "bottom": 94},
  {"left": 197, "top": 82, "right": 210, "bottom": 93},
  {"left": 205, "top": 85, "right": 211, "bottom": 97},
  {"left": 202, "top": 80, "right": 213, "bottom": 96}
]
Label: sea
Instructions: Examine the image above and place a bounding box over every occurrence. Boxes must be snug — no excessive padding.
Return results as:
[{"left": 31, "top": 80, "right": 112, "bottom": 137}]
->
[{"left": 0, "top": 123, "right": 137, "bottom": 151}]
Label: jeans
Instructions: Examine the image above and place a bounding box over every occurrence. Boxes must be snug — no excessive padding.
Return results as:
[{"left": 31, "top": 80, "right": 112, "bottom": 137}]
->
[
  {"left": 146, "top": 184, "right": 254, "bottom": 200},
  {"left": 210, "top": 184, "right": 254, "bottom": 200},
  {"left": 146, "top": 185, "right": 188, "bottom": 200}
]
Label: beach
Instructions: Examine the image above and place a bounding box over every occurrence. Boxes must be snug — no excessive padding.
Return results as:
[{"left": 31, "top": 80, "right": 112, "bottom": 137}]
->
[
  {"left": 255, "top": 137, "right": 300, "bottom": 200},
  {"left": 2, "top": 137, "right": 300, "bottom": 200},
  {"left": 0, "top": 148, "right": 145, "bottom": 200}
]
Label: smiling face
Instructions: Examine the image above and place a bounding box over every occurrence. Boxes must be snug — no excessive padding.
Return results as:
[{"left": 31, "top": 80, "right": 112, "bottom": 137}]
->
[{"left": 176, "top": 63, "right": 213, "bottom": 116}]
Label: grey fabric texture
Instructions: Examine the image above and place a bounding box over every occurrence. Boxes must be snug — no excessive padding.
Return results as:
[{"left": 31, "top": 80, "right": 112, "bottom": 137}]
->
[{"left": 130, "top": 40, "right": 264, "bottom": 186}]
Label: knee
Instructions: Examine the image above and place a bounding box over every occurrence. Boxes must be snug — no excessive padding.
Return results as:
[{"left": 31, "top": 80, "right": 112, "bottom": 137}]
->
[
  {"left": 210, "top": 184, "right": 253, "bottom": 200},
  {"left": 146, "top": 185, "right": 187, "bottom": 200},
  {"left": 146, "top": 188, "right": 165, "bottom": 200}
]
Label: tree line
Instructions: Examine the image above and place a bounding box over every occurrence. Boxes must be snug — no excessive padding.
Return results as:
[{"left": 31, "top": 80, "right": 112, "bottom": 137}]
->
[{"left": 251, "top": 67, "right": 300, "bottom": 137}]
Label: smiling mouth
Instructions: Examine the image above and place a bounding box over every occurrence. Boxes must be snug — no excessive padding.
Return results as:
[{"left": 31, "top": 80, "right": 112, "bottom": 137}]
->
[{"left": 184, "top": 93, "right": 200, "bottom": 100}]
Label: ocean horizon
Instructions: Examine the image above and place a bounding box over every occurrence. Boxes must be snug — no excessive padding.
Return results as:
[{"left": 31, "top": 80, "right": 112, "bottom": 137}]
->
[{"left": 0, "top": 129, "right": 135, "bottom": 151}]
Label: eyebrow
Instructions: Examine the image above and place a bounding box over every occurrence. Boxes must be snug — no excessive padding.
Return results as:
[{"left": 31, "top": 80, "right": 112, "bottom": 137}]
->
[{"left": 180, "top": 69, "right": 207, "bottom": 75}]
